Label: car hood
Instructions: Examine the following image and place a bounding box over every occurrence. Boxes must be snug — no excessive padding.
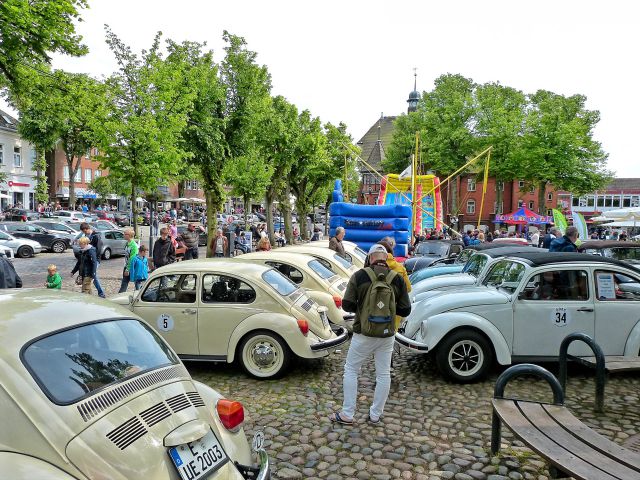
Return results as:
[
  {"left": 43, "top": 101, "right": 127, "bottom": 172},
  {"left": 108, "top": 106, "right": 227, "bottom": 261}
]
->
[
  {"left": 66, "top": 378, "right": 245, "bottom": 480},
  {"left": 404, "top": 287, "right": 510, "bottom": 337},
  {"left": 410, "top": 273, "right": 476, "bottom": 299},
  {"left": 404, "top": 255, "right": 440, "bottom": 269}
]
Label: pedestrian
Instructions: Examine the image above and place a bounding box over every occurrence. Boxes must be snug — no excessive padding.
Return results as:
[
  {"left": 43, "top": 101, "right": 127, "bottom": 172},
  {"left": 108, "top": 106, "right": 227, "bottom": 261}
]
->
[
  {"left": 329, "top": 244, "right": 411, "bottom": 425},
  {"left": 256, "top": 236, "right": 271, "bottom": 251},
  {"left": 152, "top": 214, "right": 159, "bottom": 236},
  {"left": 531, "top": 230, "right": 540, "bottom": 248},
  {"left": 71, "top": 236, "right": 97, "bottom": 294},
  {"left": 80, "top": 222, "right": 106, "bottom": 298},
  {"left": 549, "top": 226, "right": 580, "bottom": 252},
  {"left": 0, "top": 252, "right": 22, "bottom": 288},
  {"left": 180, "top": 223, "right": 205, "bottom": 260},
  {"left": 152, "top": 227, "right": 176, "bottom": 270},
  {"left": 541, "top": 227, "right": 559, "bottom": 249},
  {"left": 210, "top": 228, "right": 228, "bottom": 258},
  {"left": 130, "top": 245, "right": 149, "bottom": 290},
  {"left": 44, "top": 264, "right": 62, "bottom": 289},
  {"left": 235, "top": 231, "right": 251, "bottom": 254},
  {"left": 118, "top": 228, "right": 138, "bottom": 293}
]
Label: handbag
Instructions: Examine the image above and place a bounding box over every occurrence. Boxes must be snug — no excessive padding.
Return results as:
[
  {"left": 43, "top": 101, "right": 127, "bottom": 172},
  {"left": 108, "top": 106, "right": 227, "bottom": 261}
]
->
[{"left": 75, "top": 275, "right": 84, "bottom": 285}]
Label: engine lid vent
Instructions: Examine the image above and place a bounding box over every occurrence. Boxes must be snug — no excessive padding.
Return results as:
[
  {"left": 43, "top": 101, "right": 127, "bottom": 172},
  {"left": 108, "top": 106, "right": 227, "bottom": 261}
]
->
[
  {"left": 166, "top": 393, "right": 191, "bottom": 413},
  {"left": 139, "top": 402, "right": 172, "bottom": 427},
  {"left": 106, "top": 416, "right": 147, "bottom": 450}
]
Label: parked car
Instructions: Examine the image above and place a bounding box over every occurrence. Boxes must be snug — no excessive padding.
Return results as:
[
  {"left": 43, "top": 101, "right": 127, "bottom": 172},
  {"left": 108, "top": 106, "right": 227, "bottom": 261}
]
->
[
  {"left": 280, "top": 244, "right": 358, "bottom": 279},
  {"left": 177, "top": 225, "right": 208, "bottom": 246},
  {"left": 3, "top": 208, "right": 40, "bottom": 222},
  {"left": 49, "top": 210, "right": 87, "bottom": 223},
  {"left": 113, "top": 211, "right": 132, "bottom": 226},
  {"left": 0, "top": 244, "right": 13, "bottom": 258},
  {"left": 31, "top": 220, "right": 79, "bottom": 242},
  {"left": 307, "top": 240, "right": 367, "bottom": 268},
  {"left": 0, "top": 222, "right": 70, "bottom": 253},
  {"left": 0, "top": 230, "right": 42, "bottom": 258},
  {"left": 396, "top": 251, "right": 640, "bottom": 382},
  {"left": 110, "top": 260, "right": 349, "bottom": 379},
  {"left": 90, "top": 220, "right": 121, "bottom": 232},
  {"left": 492, "top": 236, "right": 530, "bottom": 246},
  {"left": 94, "top": 210, "right": 116, "bottom": 221},
  {"left": 579, "top": 240, "right": 640, "bottom": 265},
  {"left": 73, "top": 229, "right": 128, "bottom": 260},
  {"left": 404, "top": 240, "right": 465, "bottom": 274},
  {"left": 234, "top": 251, "right": 353, "bottom": 329},
  {"left": 0, "top": 289, "right": 270, "bottom": 480}
]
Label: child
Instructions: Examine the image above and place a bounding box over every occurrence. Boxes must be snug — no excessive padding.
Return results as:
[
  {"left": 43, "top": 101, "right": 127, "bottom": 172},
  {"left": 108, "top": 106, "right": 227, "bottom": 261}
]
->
[
  {"left": 45, "top": 264, "right": 62, "bottom": 289},
  {"left": 130, "top": 245, "right": 149, "bottom": 290}
]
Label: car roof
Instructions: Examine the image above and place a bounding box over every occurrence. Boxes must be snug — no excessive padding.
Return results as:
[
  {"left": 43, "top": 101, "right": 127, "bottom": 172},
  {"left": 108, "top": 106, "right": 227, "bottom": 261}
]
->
[
  {"left": 465, "top": 241, "right": 528, "bottom": 251},
  {"left": 0, "top": 290, "right": 135, "bottom": 352},
  {"left": 152, "top": 258, "right": 272, "bottom": 276},
  {"left": 419, "top": 239, "right": 464, "bottom": 246},
  {"left": 580, "top": 240, "right": 640, "bottom": 249},
  {"left": 236, "top": 251, "right": 318, "bottom": 264},
  {"left": 499, "top": 251, "right": 640, "bottom": 272},
  {"left": 478, "top": 246, "right": 536, "bottom": 258}
]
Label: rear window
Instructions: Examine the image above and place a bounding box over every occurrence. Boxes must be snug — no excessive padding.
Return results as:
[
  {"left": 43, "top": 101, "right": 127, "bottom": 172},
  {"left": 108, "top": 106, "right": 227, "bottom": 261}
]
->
[
  {"left": 262, "top": 269, "right": 298, "bottom": 296},
  {"left": 353, "top": 246, "right": 367, "bottom": 262},
  {"left": 22, "top": 319, "right": 178, "bottom": 405},
  {"left": 332, "top": 253, "right": 352, "bottom": 269},
  {"left": 307, "top": 259, "right": 334, "bottom": 280}
]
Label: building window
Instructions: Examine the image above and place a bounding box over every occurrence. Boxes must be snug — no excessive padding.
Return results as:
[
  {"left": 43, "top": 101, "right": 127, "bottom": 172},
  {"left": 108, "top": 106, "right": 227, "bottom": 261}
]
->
[
  {"left": 0, "top": 144, "right": 3, "bottom": 164},
  {"left": 495, "top": 181, "right": 504, "bottom": 192},
  {"left": 612, "top": 197, "right": 621, "bottom": 208},
  {"left": 587, "top": 196, "right": 595, "bottom": 207},
  {"left": 518, "top": 199, "right": 524, "bottom": 207},
  {"left": 572, "top": 197, "right": 580, "bottom": 207},
  {"left": 623, "top": 196, "right": 631, "bottom": 207},
  {"left": 547, "top": 209, "right": 553, "bottom": 216},
  {"left": 466, "top": 199, "right": 476, "bottom": 214},
  {"left": 95, "top": 170, "right": 102, "bottom": 178},
  {"left": 63, "top": 166, "right": 70, "bottom": 181},
  {"left": 632, "top": 196, "right": 640, "bottom": 207},
  {"left": 528, "top": 201, "right": 535, "bottom": 210},
  {"left": 185, "top": 179, "right": 200, "bottom": 190},
  {"left": 547, "top": 193, "right": 553, "bottom": 202},
  {"left": 467, "top": 178, "right": 476, "bottom": 192},
  {"left": 597, "top": 196, "right": 604, "bottom": 207},
  {"left": 13, "top": 146, "right": 21, "bottom": 167},
  {"left": 30, "top": 149, "right": 37, "bottom": 168},
  {"left": 74, "top": 168, "right": 81, "bottom": 183},
  {"left": 518, "top": 180, "right": 525, "bottom": 188},
  {"left": 85, "top": 168, "right": 92, "bottom": 183},
  {"left": 492, "top": 201, "right": 504, "bottom": 214}
]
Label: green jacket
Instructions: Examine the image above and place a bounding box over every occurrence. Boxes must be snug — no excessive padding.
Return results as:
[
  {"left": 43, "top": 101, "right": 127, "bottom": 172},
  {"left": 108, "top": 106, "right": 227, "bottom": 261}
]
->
[
  {"left": 125, "top": 240, "right": 139, "bottom": 273},
  {"left": 46, "top": 273, "right": 62, "bottom": 289}
]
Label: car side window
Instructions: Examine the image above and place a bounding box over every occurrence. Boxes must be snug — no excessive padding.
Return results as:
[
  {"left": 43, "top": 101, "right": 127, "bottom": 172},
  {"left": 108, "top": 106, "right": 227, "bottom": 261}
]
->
[
  {"left": 201, "top": 274, "right": 256, "bottom": 304},
  {"left": 114, "top": 231, "right": 124, "bottom": 240},
  {"left": 141, "top": 274, "right": 197, "bottom": 303},
  {"left": 521, "top": 270, "right": 589, "bottom": 301},
  {"left": 594, "top": 270, "right": 640, "bottom": 301},
  {"left": 0, "top": 232, "right": 9, "bottom": 240},
  {"left": 27, "top": 225, "right": 41, "bottom": 232},
  {"left": 9, "top": 225, "right": 24, "bottom": 232},
  {"left": 265, "top": 261, "right": 304, "bottom": 284},
  {"left": 104, "top": 232, "right": 114, "bottom": 240}
]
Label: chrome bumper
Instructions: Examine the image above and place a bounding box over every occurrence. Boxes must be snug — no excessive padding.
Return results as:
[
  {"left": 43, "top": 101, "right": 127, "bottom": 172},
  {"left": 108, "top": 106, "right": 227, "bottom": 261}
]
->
[
  {"left": 310, "top": 326, "right": 349, "bottom": 351},
  {"left": 395, "top": 331, "right": 430, "bottom": 352},
  {"left": 237, "top": 449, "right": 270, "bottom": 479}
]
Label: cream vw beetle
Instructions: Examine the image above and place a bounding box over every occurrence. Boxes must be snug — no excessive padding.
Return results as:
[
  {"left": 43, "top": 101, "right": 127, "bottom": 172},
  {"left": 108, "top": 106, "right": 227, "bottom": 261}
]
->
[
  {"left": 111, "top": 260, "right": 348, "bottom": 379},
  {"left": 305, "top": 240, "right": 367, "bottom": 268},
  {"left": 1, "top": 290, "right": 269, "bottom": 480},
  {"left": 280, "top": 245, "right": 358, "bottom": 278},
  {"left": 396, "top": 252, "right": 640, "bottom": 383},
  {"left": 233, "top": 251, "right": 354, "bottom": 329}
]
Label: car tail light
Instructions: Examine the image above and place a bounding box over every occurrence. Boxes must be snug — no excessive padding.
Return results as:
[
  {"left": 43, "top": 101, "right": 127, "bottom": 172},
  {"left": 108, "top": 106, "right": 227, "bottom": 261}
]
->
[
  {"left": 216, "top": 399, "right": 244, "bottom": 432},
  {"left": 297, "top": 319, "right": 309, "bottom": 336},
  {"left": 333, "top": 296, "right": 342, "bottom": 309}
]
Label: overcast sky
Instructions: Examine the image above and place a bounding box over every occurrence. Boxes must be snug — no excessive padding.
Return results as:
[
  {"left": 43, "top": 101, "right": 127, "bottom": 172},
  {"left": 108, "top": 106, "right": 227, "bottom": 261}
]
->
[{"left": 4, "top": 0, "right": 639, "bottom": 177}]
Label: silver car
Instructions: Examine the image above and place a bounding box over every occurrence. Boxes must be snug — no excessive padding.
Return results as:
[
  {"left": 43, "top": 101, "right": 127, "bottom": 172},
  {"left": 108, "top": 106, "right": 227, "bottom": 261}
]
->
[
  {"left": 72, "top": 229, "right": 128, "bottom": 260},
  {"left": 0, "top": 230, "right": 43, "bottom": 258}
]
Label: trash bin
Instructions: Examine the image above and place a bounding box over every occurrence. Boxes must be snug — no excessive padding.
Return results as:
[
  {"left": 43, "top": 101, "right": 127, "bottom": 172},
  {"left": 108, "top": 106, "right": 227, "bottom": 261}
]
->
[{"left": 224, "top": 231, "right": 235, "bottom": 258}]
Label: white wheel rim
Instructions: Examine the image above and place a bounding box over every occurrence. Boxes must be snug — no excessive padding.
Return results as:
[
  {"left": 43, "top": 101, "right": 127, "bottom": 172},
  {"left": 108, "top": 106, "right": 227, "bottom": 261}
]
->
[
  {"left": 448, "top": 339, "right": 484, "bottom": 377},
  {"left": 243, "top": 335, "right": 284, "bottom": 377}
]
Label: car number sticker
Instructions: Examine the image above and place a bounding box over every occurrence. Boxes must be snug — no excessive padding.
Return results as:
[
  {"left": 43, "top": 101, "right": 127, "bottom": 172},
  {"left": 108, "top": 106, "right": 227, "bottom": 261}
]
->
[
  {"left": 252, "top": 430, "right": 265, "bottom": 452},
  {"left": 157, "top": 314, "right": 175, "bottom": 332},
  {"left": 550, "top": 307, "right": 572, "bottom": 327}
]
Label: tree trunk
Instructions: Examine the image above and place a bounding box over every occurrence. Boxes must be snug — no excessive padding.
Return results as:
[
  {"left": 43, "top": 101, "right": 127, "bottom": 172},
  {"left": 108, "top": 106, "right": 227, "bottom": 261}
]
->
[
  {"left": 324, "top": 193, "right": 331, "bottom": 237},
  {"left": 205, "top": 190, "right": 220, "bottom": 258},
  {"left": 67, "top": 155, "right": 77, "bottom": 210},
  {"left": 538, "top": 181, "right": 547, "bottom": 216},
  {"left": 265, "top": 192, "right": 275, "bottom": 246},
  {"left": 243, "top": 194, "right": 250, "bottom": 230},
  {"left": 281, "top": 184, "right": 293, "bottom": 245},
  {"left": 295, "top": 198, "right": 310, "bottom": 241},
  {"left": 130, "top": 181, "right": 138, "bottom": 238},
  {"left": 178, "top": 181, "right": 185, "bottom": 199}
]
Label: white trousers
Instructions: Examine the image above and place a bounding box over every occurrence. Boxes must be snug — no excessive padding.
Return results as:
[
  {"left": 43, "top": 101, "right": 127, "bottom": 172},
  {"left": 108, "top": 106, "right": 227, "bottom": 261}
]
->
[{"left": 341, "top": 333, "right": 395, "bottom": 420}]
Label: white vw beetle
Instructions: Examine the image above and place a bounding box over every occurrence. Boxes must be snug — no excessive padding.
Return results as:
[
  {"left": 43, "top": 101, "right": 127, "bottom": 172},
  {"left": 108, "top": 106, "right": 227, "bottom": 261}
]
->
[{"left": 396, "top": 252, "right": 640, "bottom": 382}]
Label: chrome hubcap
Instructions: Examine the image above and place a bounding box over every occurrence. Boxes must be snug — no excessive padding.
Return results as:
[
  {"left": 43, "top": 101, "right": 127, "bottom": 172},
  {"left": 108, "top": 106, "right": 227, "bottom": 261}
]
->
[{"left": 251, "top": 343, "right": 276, "bottom": 368}]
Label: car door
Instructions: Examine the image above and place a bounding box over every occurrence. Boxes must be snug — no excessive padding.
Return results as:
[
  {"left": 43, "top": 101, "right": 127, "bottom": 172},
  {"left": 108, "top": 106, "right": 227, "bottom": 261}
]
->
[
  {"left": 593, "top": 267, "right": 640, "bottom": 354},
  {"left": 133, "top": 273, "right": 199, "bottom": 355},
  {"left": 197, "top": 273, "right": 261, "bottom": 357},
  {"left": 111, "top": 230, "right": 127, "bottom": 254},
  {"left": 513, "top": 267, "right": 595, "bottom": 357},
  {"left": 26, "top": 225, "right": 51, "bottom": 247}
]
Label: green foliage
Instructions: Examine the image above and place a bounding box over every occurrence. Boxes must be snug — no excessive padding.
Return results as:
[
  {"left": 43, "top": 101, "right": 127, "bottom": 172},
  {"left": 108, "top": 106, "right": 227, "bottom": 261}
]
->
[
  {"left": 223, "top": 151, "right": 273, "bottom": 226},
  {"left": 90, "top": 174, "right": 129, "bottom": 201},
  {"left": 0, "top": 0, "right": 88, "bottom": 88},
  {"left": 324, "top": 122, "right": 360, "bottom": 202},
  {"left": 33, "top": 151, "right": 48, "bottom": 203}
]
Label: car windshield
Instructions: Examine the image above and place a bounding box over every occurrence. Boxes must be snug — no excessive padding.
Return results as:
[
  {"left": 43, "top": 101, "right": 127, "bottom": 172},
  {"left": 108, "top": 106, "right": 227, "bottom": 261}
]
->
[
  {"left": 262, "top": 268, "right": 298, "bottom": 296},
  {"left": 455, "top": 249, "right": 475, "bottom": 264},
  {"left": 22, "top": 319, "right": 178, "bottom": 405},
  {"left": 307, "top": 259, "right": 334, "bottom": 280},
  {"left": 481, "top": 259, "right": 527, "bottom": 294},
  {"left": 462, "top": 254, "right": 488, "bottom": 277},
  {"left": 332, "top": 253, "right": 353, "bottom": 269},
  {"left": 416, "top": 242, "right": 449, "bottom": 256}
]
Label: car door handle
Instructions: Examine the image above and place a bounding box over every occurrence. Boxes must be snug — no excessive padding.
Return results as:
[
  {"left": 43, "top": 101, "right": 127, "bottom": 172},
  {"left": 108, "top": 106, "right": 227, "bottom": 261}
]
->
[
  {"left": 577, "top": 307, "right": 594, "bottom": 312},
  {"left": 182, "top": 308, "right": 197, "bottom": 315}
]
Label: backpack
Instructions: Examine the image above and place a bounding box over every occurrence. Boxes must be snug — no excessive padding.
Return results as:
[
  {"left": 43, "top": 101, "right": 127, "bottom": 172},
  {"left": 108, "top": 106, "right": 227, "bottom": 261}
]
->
[
  {"left": 359, "top": 267, "right": 398, "bottom": 338},
  {"left": 90, "top": 232, "right": 104, "bottom": 260}
]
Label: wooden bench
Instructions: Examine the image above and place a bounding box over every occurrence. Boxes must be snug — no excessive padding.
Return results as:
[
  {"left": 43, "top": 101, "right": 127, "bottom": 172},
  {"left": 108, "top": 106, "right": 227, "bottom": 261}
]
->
[{"left": 491, "top": 364, "right": 640, "bottom": 480}]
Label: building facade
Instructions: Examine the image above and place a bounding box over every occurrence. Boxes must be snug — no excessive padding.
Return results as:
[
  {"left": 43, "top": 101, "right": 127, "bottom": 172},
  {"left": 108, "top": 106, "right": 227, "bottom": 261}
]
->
[
  {"left": 569, "top": 178, "right": 640, "bottom": 216},
  {"left": 0, "top": 110, "right": 38, "bottom": 210}
]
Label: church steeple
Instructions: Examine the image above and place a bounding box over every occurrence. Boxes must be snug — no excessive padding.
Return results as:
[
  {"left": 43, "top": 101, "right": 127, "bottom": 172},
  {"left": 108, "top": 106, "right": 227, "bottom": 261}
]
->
[{"left": 407, "top": 68, "right": 419, "bottom": 113}]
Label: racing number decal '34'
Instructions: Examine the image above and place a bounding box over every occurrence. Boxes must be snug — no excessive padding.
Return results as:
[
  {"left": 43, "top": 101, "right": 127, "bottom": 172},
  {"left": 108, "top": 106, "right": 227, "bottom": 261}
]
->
[{"left": 550, "top": 307, "right": 572, "bottom": 327}]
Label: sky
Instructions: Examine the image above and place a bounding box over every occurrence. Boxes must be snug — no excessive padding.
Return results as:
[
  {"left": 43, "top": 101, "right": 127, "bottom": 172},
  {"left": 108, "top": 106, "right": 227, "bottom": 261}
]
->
[{"left": 3, "top": 0, "right": 639, "bottom": 176}]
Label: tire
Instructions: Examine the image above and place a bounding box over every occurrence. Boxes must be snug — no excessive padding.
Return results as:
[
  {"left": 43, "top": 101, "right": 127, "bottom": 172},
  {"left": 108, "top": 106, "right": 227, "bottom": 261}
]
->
[
  {"left": 102, "top": 248, "right": 111, "bottom": 260},
  {"left": 17, "top": 246, "right": 34, "bottom": 258},
  {"left": 238, "top": 331, "right": 291, "bottom": 379},
  {"left": 435, "top": 329, "right": 493, "bottom": 383},
  {"left": 51, "top": 241, "right": 66, "bottom": 253}
]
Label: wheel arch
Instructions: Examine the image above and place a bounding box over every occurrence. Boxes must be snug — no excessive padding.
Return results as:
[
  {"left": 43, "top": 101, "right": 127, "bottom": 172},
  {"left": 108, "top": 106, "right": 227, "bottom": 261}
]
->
[{"left": 623, "top": 319, "right": 640, "bottom": 356}]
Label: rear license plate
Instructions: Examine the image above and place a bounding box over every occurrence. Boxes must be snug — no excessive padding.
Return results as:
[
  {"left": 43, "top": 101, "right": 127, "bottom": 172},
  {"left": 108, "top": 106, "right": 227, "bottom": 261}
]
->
[{"left": 169, "top": 429, "right": 229, "bottom": 480}]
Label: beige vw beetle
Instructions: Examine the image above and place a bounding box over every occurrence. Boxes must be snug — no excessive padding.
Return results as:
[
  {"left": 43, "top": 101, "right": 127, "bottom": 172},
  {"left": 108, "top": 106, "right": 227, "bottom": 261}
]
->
[
  {"left": 233, "top": 251, "right": 354, "bottom": 330},
  {"left": 305, "top": 240, "right": 367, "bottom": 268},
  {"left": 111, "top": 260, "right": 348, "bottom": 379},
  {"left": 0, "top": 289, "right": 269, "bottom": 480},
  {"left": 279, "top": 245, "right": 358, "bottom": 278}
]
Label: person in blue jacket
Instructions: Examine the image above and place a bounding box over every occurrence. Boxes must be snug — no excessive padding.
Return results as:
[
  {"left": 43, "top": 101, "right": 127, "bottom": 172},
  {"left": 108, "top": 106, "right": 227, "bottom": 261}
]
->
[
  {"left": 549, "top": 226, "right": 579, "bottom": 252},
  {"left": 130, "top": 245, "right": 149, "bottom": 290}
]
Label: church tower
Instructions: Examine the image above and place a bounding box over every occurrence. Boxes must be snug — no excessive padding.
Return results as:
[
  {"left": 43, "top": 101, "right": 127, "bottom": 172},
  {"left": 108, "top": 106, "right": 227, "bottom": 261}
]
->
[{"left": 407, "top": 69, "right": 419, "bottom": 113}]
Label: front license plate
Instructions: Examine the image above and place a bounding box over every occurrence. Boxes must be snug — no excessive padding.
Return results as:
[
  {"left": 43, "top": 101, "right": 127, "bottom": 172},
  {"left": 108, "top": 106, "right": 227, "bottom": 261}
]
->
[
  {"left": 320, "top": 311, "right": 329, "bottom": 329},
  {"left": 169, "top": 429, "right": 229, "bottom": 480}
]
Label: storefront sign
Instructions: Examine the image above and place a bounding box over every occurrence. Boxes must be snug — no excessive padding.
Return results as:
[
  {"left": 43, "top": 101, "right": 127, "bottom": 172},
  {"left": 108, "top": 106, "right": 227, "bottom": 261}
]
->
[{"left": 7, "top": 181, "right": 30, "bottom": 188}]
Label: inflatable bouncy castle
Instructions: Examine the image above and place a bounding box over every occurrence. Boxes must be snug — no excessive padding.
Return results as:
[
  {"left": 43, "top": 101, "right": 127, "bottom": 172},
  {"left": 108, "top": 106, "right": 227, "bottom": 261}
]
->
[{"left": 378, "top": 174, "right": 443, "bottom": 232}]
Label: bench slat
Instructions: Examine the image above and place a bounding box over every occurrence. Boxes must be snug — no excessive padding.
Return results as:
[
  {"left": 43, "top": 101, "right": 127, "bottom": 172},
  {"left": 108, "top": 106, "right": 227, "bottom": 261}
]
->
[
  {"left": 542, "top": 404, "right": 640, "bottom": 471},
  {"left": 493, "top": 399, "right": 620, "bottom": 480},
  {"left": 518, "top": 402, "right": 640, "bottom": 479},
  {"left": 577, "top": 356, "right": 640, "bottom": 372}
]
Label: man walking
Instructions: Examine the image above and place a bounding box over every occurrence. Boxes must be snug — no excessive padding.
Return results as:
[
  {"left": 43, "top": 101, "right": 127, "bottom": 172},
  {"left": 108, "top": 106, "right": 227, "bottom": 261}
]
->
[
  {"left": 179, "top": 223, "right": 205, "bottom": 260},
  {"left": 329, "top": 226, "right": 347, "bottom": 259},
  {"left": 210, "top": 228, "right": 228, "bottom": 258},
  {"left": 330, "top": 244, "right": 411, "bottom": 425},
  {"left": 152, "top": 227, "right": 176, "bottom": 270},
  {"left": 550, "top": 226, "right": 579, "bottom": 252},
  {"left": 80, "top": 223, "right": 106, "bottom": 298}
]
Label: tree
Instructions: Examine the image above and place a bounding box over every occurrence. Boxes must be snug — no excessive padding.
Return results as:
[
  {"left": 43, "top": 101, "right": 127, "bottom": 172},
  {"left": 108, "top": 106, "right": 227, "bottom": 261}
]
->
[
  {"left": 516, "top": 90, "right": 611, "bottom": 214},
  {"left": 95, "top": 28, "right": 197, "bottom": 237},
  {"left": 0, "top": 0, "right": 88, "bottom": 89}
]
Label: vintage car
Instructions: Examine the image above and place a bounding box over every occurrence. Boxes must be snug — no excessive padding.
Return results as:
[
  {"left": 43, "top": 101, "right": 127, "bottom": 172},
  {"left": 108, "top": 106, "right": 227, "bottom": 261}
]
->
[
  {"left": 396, "top": 252, "right": 640, "bottom": 383},
  {"left": 403, "top": 240, "right": 465, "bottom": 274},
  {"left": 410, "top": 246, "right": 534, "bottom": 301},
  {"left": 0, "top": 289, "right": 269, "bottom": 480},
  {"left": 280, "top": 245, "right": 358, "bottom": 279},
  {"left": 579, "top": 240, "right": 640, "bottom": 265},
  {"left": 306, "top": 240, "right": 367, "bottom": 268},
  {"left": 111, "top": 260, "right": 348, "bottom": 379},
  {"left": 233, "top": 251, "right": 353, "bottom": 329}
]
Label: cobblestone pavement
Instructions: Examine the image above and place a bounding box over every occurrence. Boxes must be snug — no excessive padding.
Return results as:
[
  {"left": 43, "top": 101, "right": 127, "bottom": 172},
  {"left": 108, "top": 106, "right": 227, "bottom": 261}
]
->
[{"left": 13, "top": 252, "right": 640, "bottom": 479}]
